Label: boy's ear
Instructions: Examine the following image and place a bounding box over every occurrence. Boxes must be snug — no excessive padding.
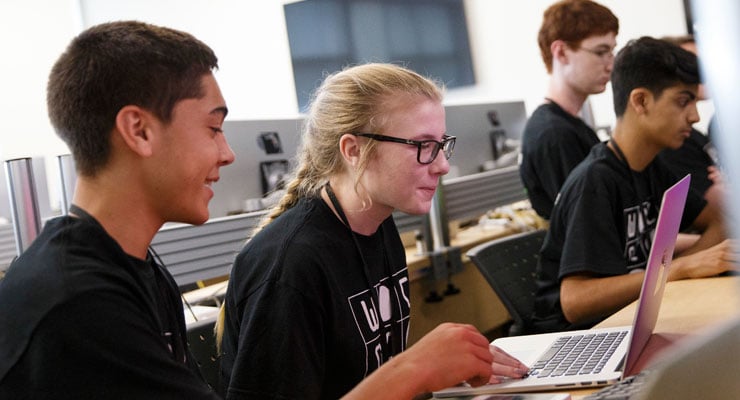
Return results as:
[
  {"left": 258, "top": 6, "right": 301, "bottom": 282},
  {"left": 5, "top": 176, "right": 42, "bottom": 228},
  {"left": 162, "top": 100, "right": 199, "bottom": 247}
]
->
[
  {"left": 551, "top": 40, "right": 569, "bottom": 65},
  {"left": 114, "top": 105, "right": 154, "bottom": 157},
  {"left": 628, "top": 88, "right": 651, "bottom": 115}
]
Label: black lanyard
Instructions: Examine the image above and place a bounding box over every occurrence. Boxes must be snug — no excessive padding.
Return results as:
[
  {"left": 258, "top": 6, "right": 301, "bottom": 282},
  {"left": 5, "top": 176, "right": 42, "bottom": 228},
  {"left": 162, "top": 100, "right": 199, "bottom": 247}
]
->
[
  {"left": 323, "top": 183, "right": 399, "bottom": 357},
  {"left": 68, "top": 203, "right": 94, "bottom": 223},
  {"left": 609, "top": 138, "right": 630, "bottom": 169},
  {"left": 68, "top": 203, "right": 188, "bottom": 362},
  {"left": 609, "top": 140, "right": 657, "bottom": 217},
  {"left": 324, "top": 183, "right": 372, "bottom": 275}
]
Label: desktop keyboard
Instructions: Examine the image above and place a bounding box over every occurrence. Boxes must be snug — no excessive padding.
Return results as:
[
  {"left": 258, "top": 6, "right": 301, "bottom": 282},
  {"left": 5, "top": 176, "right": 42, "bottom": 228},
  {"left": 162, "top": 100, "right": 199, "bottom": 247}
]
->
[
  {"left": 583, "top": 370, "right": 653, "bottom": 400},
  {"left": 529, "top": 331, "right": 628, "bottom": 378}
]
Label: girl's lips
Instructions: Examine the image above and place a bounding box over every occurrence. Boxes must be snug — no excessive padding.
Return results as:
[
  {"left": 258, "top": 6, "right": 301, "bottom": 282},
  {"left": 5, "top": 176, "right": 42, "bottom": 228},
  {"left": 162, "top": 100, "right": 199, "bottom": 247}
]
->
[{"left": 419, "top": 186, "right": 437, "bottom": 197}]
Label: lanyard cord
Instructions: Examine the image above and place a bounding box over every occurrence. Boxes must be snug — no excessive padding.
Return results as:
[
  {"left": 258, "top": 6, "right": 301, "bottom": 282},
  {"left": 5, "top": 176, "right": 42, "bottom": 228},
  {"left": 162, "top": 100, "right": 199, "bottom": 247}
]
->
[
  {"left": 324, "top": 183, "right": 372, "bottom": 279},
  {"left": 608, "top": 139, "right": 658, "bottom": 224},
  {"left": 68, "top": 203, "right": 191, "bottom": 360},
  {"left": 609, "top": 138, "right": 641, "bottom": 193},
  {"left": 609, "top": 138, "right": 630, "bottom": 169},
  {"left": 323, "top": 183, "right": 399, "bottom": 356}
]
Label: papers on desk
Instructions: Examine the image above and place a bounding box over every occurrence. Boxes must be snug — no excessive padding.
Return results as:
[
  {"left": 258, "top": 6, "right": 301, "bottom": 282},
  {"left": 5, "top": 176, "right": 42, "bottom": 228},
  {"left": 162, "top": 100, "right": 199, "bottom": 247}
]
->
[
  {"left": 182, "top": 280, "right": 228, "bottom": 305},
  {"left": 479, "top": 200, "right": 548, "bottom": 231},
  {"left": 182, "top": 281, "right": 226, "bottom": 325},
  {"left": 183, "top": 305, "right": 219, "bottom": 325}
]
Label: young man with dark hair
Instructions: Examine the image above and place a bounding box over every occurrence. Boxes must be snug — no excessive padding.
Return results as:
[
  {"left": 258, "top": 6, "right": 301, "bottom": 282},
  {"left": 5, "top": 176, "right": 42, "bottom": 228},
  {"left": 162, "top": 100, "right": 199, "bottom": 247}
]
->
[
  {"left": 0, "top": 21, "right": 235, "bottom": 398},
  {"left": 657, "top": 34, "right": 724, "bottom": 209},
  {"left": 531, "top": 37, "right": 737, "bottom": 334},
  {"left": 520, "top": 0, "right": 619, "bottom": 219}
]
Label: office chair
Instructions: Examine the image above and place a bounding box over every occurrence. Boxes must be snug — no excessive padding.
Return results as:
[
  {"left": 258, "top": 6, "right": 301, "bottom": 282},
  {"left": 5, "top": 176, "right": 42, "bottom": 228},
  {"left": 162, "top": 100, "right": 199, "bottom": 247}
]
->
[
  {"left": 186, "top": 317, "right": 220, "bottom": 391},
  {"left": 466, "top": 229, "right": 546, "bottom": 336}
]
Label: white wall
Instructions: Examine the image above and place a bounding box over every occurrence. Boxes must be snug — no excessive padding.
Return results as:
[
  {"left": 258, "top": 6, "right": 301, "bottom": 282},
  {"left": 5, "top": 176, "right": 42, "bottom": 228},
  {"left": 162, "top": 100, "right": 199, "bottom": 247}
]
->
[
  {"left": 0, "top": 0, "right": 81, "bottom": 160},
  {"left": 0, "top": 0, "right": 690, "bottom": 160}
]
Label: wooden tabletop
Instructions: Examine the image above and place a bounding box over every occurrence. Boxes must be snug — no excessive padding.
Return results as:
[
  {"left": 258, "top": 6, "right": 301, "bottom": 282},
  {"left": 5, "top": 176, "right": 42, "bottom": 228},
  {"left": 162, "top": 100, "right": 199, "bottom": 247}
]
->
[{"left": 569, "top": 275, "right": 740, "bottom": 399}]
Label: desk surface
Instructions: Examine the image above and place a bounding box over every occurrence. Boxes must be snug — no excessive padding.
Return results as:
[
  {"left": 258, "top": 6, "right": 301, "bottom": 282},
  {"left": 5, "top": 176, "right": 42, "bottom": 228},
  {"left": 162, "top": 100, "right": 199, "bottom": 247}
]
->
[{"left": 568, "top": 275, "right": 740, "bottom": 399}]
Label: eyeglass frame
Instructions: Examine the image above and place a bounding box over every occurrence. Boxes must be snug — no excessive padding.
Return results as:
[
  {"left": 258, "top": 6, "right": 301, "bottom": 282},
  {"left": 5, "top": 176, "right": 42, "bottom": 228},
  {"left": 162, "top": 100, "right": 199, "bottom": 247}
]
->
[
  {"left": 579, "top": 45, "right": 615, "bottom": 62},
  {"left": 351, "top": 133, "right": 456, "bottom": 165}
]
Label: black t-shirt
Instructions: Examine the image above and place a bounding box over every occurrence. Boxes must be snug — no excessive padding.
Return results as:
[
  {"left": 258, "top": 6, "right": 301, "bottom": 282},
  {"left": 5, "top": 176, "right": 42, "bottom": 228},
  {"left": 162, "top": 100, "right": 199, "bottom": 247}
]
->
[
  {"left": 221, "top": 196, "right": 409, "bottom": 400},
  {"left": 0, "top": 210, "right": 218, "bottom": 399},
  {"left": 656, "top": 127, "right": 714, "bottom": 195},
  {"left": 531, "top": 143, "right": 706, "bottom": 333},
  {"left": 520, "top": 102, "right": 602, "bottom": 219}
]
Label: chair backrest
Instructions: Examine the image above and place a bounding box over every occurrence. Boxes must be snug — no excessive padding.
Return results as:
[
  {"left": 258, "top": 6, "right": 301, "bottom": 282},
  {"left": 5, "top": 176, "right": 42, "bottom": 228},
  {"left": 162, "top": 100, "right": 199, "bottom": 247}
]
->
[
  {"left": 186, "top": 316, "right": 220, "bottom": 391},
  {"left": 466, "top": 229, "right": 546, "bottom": 336}
]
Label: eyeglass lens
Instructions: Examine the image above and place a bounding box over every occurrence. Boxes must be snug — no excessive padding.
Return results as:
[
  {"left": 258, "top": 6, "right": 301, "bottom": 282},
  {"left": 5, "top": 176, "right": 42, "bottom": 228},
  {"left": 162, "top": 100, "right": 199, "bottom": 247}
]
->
[{"left": 419, "top": 137, "right": 455, "bottom": 164}]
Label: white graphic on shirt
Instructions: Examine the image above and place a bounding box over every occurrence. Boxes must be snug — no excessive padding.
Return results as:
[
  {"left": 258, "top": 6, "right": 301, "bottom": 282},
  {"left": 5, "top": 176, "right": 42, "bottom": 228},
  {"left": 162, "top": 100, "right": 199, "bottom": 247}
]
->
[
  {"left": 623, "top": 201, "right": 658, "bottom": 270},
  {"left": 348, "top": 267, "right": 410, "bottom": 376}
]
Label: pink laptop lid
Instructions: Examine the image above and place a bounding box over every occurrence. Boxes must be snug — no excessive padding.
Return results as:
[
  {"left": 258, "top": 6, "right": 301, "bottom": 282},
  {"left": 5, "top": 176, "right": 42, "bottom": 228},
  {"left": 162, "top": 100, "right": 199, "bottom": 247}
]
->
[{"left": 623, "top": 174, "right": 691, "bottom": 375}]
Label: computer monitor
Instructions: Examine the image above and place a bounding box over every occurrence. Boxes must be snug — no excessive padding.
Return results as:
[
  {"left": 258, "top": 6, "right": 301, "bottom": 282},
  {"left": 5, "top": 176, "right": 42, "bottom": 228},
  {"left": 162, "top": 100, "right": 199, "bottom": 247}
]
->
[
  {"left": 212, "top": 118, "right": 304, "bottom": 218},
  {"left": 444, "top": 101, "right": 527, "bottom": 177}
]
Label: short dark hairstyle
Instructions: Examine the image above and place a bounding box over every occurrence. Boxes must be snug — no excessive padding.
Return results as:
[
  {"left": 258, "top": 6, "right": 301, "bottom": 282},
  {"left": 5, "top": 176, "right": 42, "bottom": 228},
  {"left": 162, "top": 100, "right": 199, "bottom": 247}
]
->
[
  {"left": 538, "top": 0, "right": 619, "bottom": 73},
  {"left": 47, "top": 21, "right": 219, "bottom": 176},
  {"left": 661, "top": 34, "right": 695, "bottom": 48},
  {"left": 611, "top": 36, "right": 700, "bottom": 117}
]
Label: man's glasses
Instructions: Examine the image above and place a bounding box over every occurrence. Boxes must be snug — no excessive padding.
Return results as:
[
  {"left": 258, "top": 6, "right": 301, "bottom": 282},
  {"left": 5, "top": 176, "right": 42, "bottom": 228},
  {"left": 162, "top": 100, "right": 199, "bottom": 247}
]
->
[
  {"left": 352, "top": 133, "right": 456, "bottom": 165},
  {"left": 580, "top": 45, "right": 615, "bottom": 62}
]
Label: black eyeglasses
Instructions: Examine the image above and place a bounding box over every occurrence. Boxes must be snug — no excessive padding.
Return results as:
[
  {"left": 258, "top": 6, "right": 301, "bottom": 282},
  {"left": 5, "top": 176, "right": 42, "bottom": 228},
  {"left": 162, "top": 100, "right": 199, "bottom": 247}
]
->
[{"left": 352, "top": 133, "right": 456, "bottom": 165}]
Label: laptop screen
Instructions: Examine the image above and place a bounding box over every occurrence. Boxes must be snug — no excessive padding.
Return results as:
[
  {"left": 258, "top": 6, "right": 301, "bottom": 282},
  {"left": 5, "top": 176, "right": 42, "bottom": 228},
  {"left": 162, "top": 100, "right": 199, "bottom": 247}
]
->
[{"left": 623, "top": 174, "right": 691, "bottom": 375}]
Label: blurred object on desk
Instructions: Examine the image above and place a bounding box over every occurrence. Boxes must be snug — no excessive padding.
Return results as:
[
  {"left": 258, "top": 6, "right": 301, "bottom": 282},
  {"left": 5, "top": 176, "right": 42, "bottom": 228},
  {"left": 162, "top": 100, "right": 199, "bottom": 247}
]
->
[{"left": 479, "top": 200, "right": 548, "bottom": 231}]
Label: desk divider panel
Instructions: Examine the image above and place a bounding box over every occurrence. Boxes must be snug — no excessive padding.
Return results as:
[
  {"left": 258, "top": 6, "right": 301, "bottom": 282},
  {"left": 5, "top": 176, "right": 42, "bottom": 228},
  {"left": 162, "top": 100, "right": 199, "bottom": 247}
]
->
[
  {"left": 392, "top": 211, "right": 424, "bottom": 234},
  {"left": 150, "top": 211, "right": 264, "bottom": 288},
  {"left": 0, "top": 224, "right": 17, "bottom": 272},
  {"left": 443, "top": 165, "right": 526, "bottom": 224},
  {"left": 1, "top": 167, "right": 527, "bottom": 284},
  {"left": 393, "top": 166, "right": 526, "bottom": 235}
]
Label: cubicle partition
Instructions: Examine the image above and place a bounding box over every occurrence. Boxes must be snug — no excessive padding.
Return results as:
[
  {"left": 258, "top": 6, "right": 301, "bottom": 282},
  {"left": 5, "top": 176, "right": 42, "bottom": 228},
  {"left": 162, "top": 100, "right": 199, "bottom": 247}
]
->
[
  {"left": 443, "top": 165, "right": 525, "bottom": 223},
  {"left": 150, "top": 211, "right": 264, "bottom": 288},
  {"left": 0, "top": 224, "right": 17, "bottom": 273}
]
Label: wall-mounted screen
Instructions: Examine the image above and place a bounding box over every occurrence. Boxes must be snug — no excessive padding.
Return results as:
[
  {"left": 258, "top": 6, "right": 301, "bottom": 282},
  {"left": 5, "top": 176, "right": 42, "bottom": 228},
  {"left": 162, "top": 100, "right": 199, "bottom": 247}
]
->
[{"left": 284, "top": 0, "right": 475, "bottom": 111}]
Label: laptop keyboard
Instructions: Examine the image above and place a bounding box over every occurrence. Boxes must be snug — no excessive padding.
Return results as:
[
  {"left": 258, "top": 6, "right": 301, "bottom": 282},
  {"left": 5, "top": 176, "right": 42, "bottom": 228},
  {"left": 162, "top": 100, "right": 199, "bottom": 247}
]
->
[
  {"left": 583, "top": 369, "right": 653, "bottom": 399},
  {"left": 529, "top": 331, "right": 629, "bottom": 378}
]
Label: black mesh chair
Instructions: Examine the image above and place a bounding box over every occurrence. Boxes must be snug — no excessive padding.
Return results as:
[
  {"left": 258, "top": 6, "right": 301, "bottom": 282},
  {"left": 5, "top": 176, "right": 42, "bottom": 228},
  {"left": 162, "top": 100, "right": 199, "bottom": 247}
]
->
[
  {"left": 186, "top": 317, "right": 220, "bottom": 390},
  {"left": 466, "top": 229, "right": 546, "bottom": 336}
]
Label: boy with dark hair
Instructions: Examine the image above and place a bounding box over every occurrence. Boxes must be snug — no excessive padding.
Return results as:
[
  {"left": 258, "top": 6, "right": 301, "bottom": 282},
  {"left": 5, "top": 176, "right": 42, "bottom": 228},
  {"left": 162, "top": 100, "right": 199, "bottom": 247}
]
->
[
  {"left": 0, "top": 21, "right": 234, "bottom": 398},
  {"left": 656, "top": 34, "right": 724, "bottom": 208},
  {"left": 520, "top": 0, "right": 619, "bottom": 219},
  {"left": 532, "top": 37, "right": 736, "bottom": 334}
]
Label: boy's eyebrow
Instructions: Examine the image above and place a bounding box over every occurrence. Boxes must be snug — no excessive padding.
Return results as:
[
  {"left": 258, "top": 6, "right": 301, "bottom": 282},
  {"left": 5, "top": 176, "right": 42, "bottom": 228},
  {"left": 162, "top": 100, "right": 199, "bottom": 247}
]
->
[
  {"left": 679, "top": 90, "right": 697, "bottom": 100},
  {"left": 211, "top": 106, "right": 229, "bottom": 118}
]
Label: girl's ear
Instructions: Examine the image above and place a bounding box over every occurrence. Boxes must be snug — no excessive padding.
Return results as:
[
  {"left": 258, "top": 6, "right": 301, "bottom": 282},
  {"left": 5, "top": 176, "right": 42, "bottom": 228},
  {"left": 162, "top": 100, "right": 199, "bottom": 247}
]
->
[
  {"left": 114, "top": 105, "right": 154, "bottom": 157},
  {"left": 339, "top": 133, "right": 362, "bottom": 168}
]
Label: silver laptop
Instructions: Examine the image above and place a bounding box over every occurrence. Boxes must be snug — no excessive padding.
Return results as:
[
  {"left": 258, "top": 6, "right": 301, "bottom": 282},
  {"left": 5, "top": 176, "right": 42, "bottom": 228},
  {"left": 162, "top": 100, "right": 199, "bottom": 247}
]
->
[{"left": 434, "top": 174, "right": 691, "bottom": 397}]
